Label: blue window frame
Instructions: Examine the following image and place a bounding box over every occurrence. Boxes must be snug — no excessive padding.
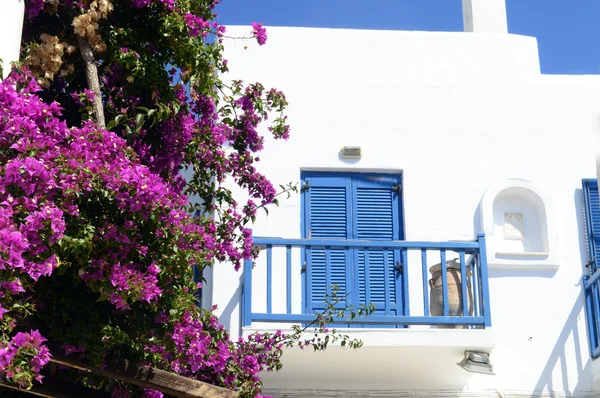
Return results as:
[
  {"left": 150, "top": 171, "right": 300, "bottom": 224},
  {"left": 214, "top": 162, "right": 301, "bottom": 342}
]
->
[
  {"left": 583, "top": 178, "right": 600, "bottom": 357},
  {"left": 583, "top": 179, "right": 600, "bottom": 272},
  {"left": 301, "top": 171, "right": 406, "bottom": 326}
]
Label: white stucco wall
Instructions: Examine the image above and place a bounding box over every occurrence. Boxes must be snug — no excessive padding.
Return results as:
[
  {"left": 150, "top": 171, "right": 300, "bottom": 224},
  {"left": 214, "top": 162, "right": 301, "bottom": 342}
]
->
[
  {"left": 0, "top": 0, "right": 25, "bottom": 78},
  {"left": 213, "top": 26, "right": 600, "bottom": 396}
]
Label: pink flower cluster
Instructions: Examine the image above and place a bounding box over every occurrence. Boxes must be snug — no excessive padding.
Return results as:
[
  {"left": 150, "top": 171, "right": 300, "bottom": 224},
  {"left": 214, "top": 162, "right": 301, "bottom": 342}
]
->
[
  {"left": 184, "top": 13, "right": 211, "bottom": 38},
  {"left": 0, "top": 72, "right": 211, "bottom": 374},
  {"left": 0, "top": 330, "right": 51, "bottom": 388},
  {"left": 251, "top": 22, "right": 268, "bottom": 46},
  {"left": 0, "top": 73, "right": 197, "bottom": 314},
  {"left": 25, "top": 0, "right": 46, "bottom": 19},
  {"left": 131, "top": 0, "right": 174, "bottom": 10},
  {"left": 143, "top": 311, "right": 288, "bottom": 395},
  {"left": 0, "top": 65, "right": 291, "bottom": 394}
]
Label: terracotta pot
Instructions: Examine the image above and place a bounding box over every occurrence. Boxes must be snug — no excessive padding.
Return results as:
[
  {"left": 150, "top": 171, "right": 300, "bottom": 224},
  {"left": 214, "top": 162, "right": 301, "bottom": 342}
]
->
[
  {"left": 0, "top": 0, "right": 25, "bottom": 78},
  {"left": 429, "top": 259, "right": 473, "bottom": 329}
]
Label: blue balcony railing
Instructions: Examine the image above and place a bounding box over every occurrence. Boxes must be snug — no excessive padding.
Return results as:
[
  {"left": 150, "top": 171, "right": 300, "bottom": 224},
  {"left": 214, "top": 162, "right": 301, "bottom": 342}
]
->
[
  {"left": 584, "top": 268, "right": 600, "bottom": 358},
  {"left": 242, "top": 233, "right": 491, "bottom": 329}
]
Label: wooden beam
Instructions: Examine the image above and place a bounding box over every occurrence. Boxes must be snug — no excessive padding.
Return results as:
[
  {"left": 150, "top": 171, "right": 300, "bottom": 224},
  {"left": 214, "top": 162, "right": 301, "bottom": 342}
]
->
[{"left": 50, "top": 354, "right": 239, "bottom": 398}]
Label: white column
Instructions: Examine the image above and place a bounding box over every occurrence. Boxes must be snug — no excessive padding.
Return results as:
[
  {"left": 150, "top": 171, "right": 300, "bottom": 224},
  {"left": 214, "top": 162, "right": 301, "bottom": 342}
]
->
[
  {"left": 0, "top": 0, "right": 25, "bottom": 79},
  {"left": 462, "top": 0, "right": 508, "bottom": 34}
]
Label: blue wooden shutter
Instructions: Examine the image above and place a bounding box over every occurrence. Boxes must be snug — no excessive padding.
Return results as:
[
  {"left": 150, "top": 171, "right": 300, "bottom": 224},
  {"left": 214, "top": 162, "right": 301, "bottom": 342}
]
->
[
  {"left": 583, "top": 179, "right": 600, "bottom": 272},
  {"left": 303, "top": 175, "right": 352, "bottom": 312},
  {"left": 352, "top": 175, "right": 401, "bottom": 319}
]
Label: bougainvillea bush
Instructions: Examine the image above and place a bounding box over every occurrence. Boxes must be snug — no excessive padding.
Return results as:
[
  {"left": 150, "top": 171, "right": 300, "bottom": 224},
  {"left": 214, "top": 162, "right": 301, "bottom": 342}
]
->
[{"left": 0, "top": 1, "right": 370, "bottom": 397}]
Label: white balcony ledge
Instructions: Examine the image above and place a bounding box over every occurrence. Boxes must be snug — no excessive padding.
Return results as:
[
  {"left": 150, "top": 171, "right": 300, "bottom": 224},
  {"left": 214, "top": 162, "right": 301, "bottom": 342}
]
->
[{"left": 242, "top": 327, "right": 495, "bottom": 349}]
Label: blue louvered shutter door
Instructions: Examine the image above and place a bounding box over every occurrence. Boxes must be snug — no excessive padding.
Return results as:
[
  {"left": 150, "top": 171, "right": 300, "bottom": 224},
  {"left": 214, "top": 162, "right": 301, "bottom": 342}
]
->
[
  {"left": 583, "top": 179, "right": 600, "bottom": 273},
  {"left": 352, "top": 175, "right": 402, "bottom": 323},
  {"left": 304, "top": 175, "right": 352, "bottom": 313}
]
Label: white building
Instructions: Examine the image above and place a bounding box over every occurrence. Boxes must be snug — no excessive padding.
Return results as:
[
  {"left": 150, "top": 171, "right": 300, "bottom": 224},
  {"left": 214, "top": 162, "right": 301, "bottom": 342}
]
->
[
  {"left": 210, "top": 1, "right": 600, "bottom": 396},
  {"left": 4, "top": 0, "right": 600, "bottom": 396}
]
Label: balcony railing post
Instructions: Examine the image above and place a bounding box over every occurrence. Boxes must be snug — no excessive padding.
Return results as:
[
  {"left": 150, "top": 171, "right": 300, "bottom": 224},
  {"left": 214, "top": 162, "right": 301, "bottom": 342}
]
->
[
  {"left": 477, "top": 232, "right": 492, "bottom": 328},
  {"left": 584, "top": 275, "right": 598, "bottom": 357},
  {"left": 242, "top": 257, "right": 253, "bottom": 327},
  {"left": 421, "top": 249, "right": 429, "bottom": 316},
  {"left": 266, "top": 245, "right": 273, "bottom": 314},
  {"left": 401, "top": 248, "right": 409, "bottom": 316}
]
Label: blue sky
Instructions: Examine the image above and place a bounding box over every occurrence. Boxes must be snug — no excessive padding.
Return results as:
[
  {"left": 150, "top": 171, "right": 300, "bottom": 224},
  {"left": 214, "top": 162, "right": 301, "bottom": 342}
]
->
[{"left": 215, "top": 0, "right": 600, "bottom": 75}]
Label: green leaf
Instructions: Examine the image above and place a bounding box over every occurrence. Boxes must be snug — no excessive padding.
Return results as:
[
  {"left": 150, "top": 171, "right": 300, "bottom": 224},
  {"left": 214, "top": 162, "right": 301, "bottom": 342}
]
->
[{"left": 135, "top": 113, "right": 146, "bottom": 130}]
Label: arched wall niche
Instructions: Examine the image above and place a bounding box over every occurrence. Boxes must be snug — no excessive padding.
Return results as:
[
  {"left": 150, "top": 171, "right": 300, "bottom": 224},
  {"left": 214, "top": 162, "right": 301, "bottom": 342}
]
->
[{"left": 480, "top": 179, "right": 559, "bottom": 270}]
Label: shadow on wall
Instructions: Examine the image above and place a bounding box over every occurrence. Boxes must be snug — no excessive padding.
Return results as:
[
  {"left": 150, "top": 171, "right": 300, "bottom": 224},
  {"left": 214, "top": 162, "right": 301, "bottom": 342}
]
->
[
  {"left": 530, "top": 189, "right": 591, "bottom": 393},
  {"left": 532, "top": 296, "right": 590, "bottom": 394},
  {"left": 216, "top": 273, "right": 243, "bottom": 332}
]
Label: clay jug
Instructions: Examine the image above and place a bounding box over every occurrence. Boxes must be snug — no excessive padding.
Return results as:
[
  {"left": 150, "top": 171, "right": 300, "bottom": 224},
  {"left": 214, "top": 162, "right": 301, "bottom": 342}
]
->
[{"left": 429, "top": 259, "right": 473, "bottom": 329}]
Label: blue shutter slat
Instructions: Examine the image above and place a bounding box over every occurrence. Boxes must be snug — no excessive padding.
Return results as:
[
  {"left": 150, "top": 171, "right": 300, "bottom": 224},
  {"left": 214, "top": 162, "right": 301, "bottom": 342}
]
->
[
  {"left": 308, "top": 184, "right": 349, "bottom": 309},
  {"left": 309, "top": 251, "right": 348, "bottom": 305},
  {"left": 358, "top": 251, "right": 396, "bottom": 303},
  {"left": 354, "top": 187, "right": 398, "bottom": 316},
  {"left": 309, "top": 187, "right": 347, "bottom": 239},
  {"left": 356, "top": 188, "right": 394, "bottom": 240}
]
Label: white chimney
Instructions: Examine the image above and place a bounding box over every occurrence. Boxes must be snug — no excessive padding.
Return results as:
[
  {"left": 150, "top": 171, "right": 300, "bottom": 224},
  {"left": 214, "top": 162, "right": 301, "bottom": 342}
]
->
[
  {"left": 597, "top": 137, "right": 600, "bottom": 188},
  {"left": 462, "top": 0, "right": 508, "bottom": 34}
]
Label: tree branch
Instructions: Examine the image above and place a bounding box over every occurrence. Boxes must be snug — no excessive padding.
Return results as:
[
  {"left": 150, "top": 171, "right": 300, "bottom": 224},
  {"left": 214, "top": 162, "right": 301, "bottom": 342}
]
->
[{"left": 76, "top": 35, "right": 106, "bottom": 129}]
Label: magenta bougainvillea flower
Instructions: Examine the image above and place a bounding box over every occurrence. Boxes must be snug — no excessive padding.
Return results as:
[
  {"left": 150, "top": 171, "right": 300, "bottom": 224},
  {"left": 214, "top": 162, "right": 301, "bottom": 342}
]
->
[{"left": 251, "top": 22, "right": 268, "bottom": 45}]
